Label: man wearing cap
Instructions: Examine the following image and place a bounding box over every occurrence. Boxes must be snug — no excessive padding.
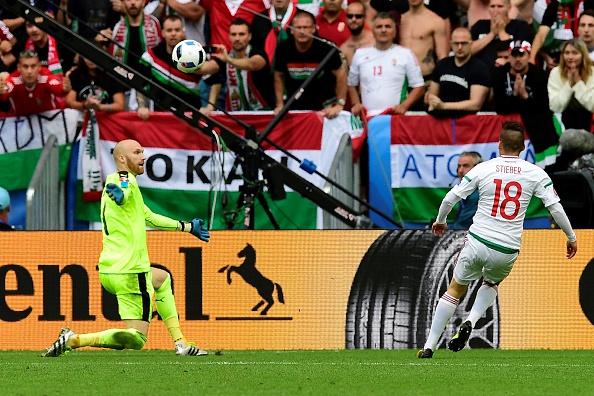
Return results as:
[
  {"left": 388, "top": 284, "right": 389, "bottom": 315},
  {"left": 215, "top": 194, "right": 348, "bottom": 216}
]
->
[
  {"left": 492, "top": 39, "right": 559, "bottom": 169},
  {"left": 0, "top": 186, "right": 14, "bottom": 231},
  {"left": 470, "top": 0, "right": 533, "bottom": 69}
]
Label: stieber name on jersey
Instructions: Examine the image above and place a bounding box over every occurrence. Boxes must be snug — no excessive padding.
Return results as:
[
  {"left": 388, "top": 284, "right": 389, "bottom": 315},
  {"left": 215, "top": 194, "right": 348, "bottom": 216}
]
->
[{"left": 496, "top": 165, "right": 522, "bottom": 174}]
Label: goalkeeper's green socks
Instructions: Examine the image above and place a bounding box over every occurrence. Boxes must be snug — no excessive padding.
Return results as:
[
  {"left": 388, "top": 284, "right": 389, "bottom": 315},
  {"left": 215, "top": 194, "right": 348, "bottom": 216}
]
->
[
  {"left": 155, "top": 274, "right": 185, "bottom": 343},
  {"left": 73, "top": 328, "right": 147, "bottom": 350}
]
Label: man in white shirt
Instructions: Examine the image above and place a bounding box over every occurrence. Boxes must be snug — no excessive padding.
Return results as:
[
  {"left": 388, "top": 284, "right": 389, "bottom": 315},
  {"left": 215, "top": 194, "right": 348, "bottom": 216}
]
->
[
  {"left": 418, "top": 121, "right": 578, "bottom": 359},
  {"left": 347, "top": 12, "right": 425, "bottom": 117}
]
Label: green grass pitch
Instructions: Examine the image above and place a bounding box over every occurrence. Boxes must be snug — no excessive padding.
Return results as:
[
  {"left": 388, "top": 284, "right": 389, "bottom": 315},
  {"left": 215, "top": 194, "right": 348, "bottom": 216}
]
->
[{"left": 1, "top": 349, "right": 593, "bottom": 395}]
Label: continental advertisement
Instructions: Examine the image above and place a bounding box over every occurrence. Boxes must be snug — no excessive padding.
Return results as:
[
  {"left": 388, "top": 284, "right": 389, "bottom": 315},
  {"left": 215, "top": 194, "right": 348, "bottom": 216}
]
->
[{"left": 0, "top": 230, "right": 593, "bottom": 351}]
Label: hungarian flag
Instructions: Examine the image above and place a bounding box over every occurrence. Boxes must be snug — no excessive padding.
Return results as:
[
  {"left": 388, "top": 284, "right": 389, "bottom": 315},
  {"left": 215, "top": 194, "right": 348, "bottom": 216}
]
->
[
  {"left": 367, "top": 114, "right": 549, "bottom": 228},
  {"left": 76, "top": 111, "right": 363, "bottom": 229}
]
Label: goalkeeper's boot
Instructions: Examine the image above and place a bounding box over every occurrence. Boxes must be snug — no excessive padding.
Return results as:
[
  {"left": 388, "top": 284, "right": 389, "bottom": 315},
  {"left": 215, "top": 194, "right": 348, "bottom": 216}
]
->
[
  {"left": 417, "top": 348, "right": 433, "bottom": 359},
  {"left": 41, "top": 328, "right": 76, "bottom": 357},
  {"left": 175, "top": 340, "right": 208, "bottom": 356},
  {"left": 448, "top": 321, "right": 472, "bottom": 352}
]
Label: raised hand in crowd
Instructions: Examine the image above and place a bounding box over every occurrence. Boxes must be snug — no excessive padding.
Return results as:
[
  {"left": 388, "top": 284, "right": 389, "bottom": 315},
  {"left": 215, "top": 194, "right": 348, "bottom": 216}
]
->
[
  {"left": 63, "top": 69, "right": 73, "bottom": 94},
  {"left": 95, "top": 28, "right": 113, "bottom": 47},
  {"left": 210, "top": 44, "right": 229, "bottom": 63},
  {"left": 567, "top": 67, "right": 582, "bottom": 87},
  {"left": 0, "top": 73, "right": 8, "bottom": 95},
  {"left": 111, "top": 0, "right": 124, "bottom": 13},
  {"left": 512, "top": 73, "right": 528, "bottom": 99}
]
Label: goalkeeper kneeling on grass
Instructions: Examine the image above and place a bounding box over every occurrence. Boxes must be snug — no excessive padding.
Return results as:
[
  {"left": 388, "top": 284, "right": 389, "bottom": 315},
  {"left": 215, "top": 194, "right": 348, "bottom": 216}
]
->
[{"left": 42, "top": 139, "right": 210, "bottom": 357}]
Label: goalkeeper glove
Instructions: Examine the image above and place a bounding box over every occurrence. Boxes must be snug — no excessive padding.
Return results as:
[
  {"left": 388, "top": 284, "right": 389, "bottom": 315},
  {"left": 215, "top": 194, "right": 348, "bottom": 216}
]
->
[
  {"left": 105, "top": 183, "right": 124, "bottom": 205},
  {"left": 190, "top": 218, "right": 210, "bottom": 242}
]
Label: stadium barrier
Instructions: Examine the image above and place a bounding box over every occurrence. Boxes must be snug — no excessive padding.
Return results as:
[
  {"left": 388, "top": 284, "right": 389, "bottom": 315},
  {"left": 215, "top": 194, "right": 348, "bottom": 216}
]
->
[
  {"left": 26, "top": 134, "right": 64, "bottom": 230},
  {"left": 1, "top": 230, "right": 593, "bottom": 351}
]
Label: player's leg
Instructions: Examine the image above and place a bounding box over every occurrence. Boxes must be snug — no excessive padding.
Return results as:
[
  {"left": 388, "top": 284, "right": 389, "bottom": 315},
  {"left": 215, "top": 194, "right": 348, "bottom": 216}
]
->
[
  {"left": 151, "top": 267, "right": 207, "bottom": 356},
  {"left": 464, "top": 249, "right": 518, "bottom": 328},
  {"left": 419, "top": 236, "right": 481, "bottom": 358},
  {"left": 42, "top": 273, "right": 153, "bottom": 357}
]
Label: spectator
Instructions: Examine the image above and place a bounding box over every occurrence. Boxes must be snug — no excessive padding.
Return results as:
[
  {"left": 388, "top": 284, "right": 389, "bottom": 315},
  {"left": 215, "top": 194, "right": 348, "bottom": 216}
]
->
[
  {"left": 340, "top": 1, "right": 375, "bottom": 65},
  {"left": 110, "top": 0, "right": 162, "bottom": 110},
  {"left": 251, "top": 0, "right": 299, "bottom": 67},
  {"left": 578, "top": 9, "right": 594, "bottom": 60},
  {"left": 316, "top": 0, "right": 351, "bottom": 47},
  {"left": 348, "top": 12, "right": 425, "bottom": 116},
  {"left": 0, "top": 186, "right": 14, "bottom": 231},
  {"left": 494, "top": 39, "right": 510, "bottom": 67},
  {"left": 453, "top": 0, "right": 518, "bottom": 28},
  {"left": 470, "top": 0, "right": 533, "bottom": 69},
  {"left": 425, "top": 27, "right": 491, "bottom": 118},
  {"left": 450, "top": 151, "right": 483, "bottom": 230},
  {"left": 0, "top": 51, "right": 67, "bottom": 117},
  {"left": 399, "top": 0, "right": 448, "bottom": 82},
  {"left": 0, "top": 20, "right": 17, "bottom": 70},
  {"left": 57, "top": 0, "right": 122, "bottom": 48},
  {"left": 201, "top": 0, "right": 268, "bottom": 51},
  {"left": 152, "top": 0, "right": 206, "bottom": 45},
  {"left": 25, "top": 17, "right": 65, "bottom": 77},
  {"left": 197, "top": 18, "right": 275, "bottom": 111},
  {"left": 548, "top": 38, "right": 594, "bottom": 131},
  {"left": 530, "top": 0, "right": 594, "bottom": 71},
  {"left": 136, "top": 15, "right": 221, "bottom": 118},
  {"left": 493, "top": 40, "right": 560, "bottom": 168},
  {"left": 273, "top": 10, "right": 347, "bottom": 118},
  {"left": 65, "top": 56, "right": 126, "bottom": 115}
]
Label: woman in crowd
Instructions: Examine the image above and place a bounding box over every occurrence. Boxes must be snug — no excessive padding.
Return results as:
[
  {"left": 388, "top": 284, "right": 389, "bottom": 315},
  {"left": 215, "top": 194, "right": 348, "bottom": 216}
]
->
[{"left": 548, "top": 38, "right": 594, "bottom": 132}]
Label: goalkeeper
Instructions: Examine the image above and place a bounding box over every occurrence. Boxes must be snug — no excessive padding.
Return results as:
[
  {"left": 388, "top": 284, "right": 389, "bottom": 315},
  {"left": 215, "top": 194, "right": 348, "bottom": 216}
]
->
[{"left": 42, "top": 139, "right": 210, "bottom": 357}]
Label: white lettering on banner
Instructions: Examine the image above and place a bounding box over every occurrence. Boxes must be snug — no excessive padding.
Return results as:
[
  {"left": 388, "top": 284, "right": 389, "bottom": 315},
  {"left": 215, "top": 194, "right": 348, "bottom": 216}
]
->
[
  {"left": 391, "top": 141, "right": 536, "bottom": 188},
  {"left": 95, "top": 142, "right": 323, "bottom": 191},
  {"left": 0, "top": 109, "right": 79, "bottom": 153}
]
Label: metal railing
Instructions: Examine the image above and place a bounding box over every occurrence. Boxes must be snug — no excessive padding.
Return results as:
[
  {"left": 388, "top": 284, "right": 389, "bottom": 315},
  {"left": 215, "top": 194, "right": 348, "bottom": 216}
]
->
[
  {"left": 26, "top": 134, "right": 64, "bottom": 230},
  {"left": 322, "top": 133, "right": 360, "bottom": 229}
]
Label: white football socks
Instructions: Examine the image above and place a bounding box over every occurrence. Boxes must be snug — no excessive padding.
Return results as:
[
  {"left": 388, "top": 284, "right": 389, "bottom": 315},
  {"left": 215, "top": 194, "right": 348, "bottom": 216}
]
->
[
  {"left": 424, "top": 293, "right": 459, "bottom": 351},
  {"left": 466, "top": 284, "right": 498, "bottom": 328}
]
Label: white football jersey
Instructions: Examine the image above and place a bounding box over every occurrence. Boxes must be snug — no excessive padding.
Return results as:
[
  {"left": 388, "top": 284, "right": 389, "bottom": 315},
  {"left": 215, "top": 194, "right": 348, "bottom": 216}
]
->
[
  {"left": 347, "top": 45, "right": 425, "bottom": 116},
  {"left": 451, "top": 155, "right": 560, "bottom": 250}
]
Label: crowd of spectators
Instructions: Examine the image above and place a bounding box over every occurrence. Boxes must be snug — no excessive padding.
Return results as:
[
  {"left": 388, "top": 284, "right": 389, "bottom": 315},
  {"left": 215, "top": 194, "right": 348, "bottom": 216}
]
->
[{"left": 1, "top": 0, "right": 594, "bottom": 158}]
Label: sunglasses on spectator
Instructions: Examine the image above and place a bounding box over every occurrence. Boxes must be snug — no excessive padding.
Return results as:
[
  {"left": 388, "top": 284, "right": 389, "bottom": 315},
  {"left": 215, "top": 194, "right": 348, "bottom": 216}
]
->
[
  {"left": 451, "top": 41, "right": 471, "bottom": 46},
  {"left": 346, "top": 14, "right": 364, "bottom": 19}
]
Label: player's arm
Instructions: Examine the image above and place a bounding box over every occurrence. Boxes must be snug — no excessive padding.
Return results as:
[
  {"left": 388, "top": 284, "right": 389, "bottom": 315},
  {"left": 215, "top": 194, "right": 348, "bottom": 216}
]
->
[
  {"left": 144, "top": 204, "right": 210, "bottom": 242},
  {"left": 547, "top": 202, "right": 578, "bottom": 259},
  {"left": 432, "top": 189, "right": 462, "bottom": 236}
]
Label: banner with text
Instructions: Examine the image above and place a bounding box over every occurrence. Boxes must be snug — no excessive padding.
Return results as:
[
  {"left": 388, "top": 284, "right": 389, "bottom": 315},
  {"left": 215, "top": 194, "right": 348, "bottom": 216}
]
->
[
  {"left": 1, "top": 230, "right": 593, "bottom": 351},
  {"left": 76, "top": 111, "right": 360, "bottom": 230},
  {"left": 367, "top": 114, "right": 548, "bottom": 227}
]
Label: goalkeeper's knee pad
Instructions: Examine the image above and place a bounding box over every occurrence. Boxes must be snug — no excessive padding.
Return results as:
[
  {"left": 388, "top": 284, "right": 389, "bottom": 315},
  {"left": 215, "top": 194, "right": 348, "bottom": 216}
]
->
[{"left": 121, "top": 328, "right": 147, "bottom": 350}]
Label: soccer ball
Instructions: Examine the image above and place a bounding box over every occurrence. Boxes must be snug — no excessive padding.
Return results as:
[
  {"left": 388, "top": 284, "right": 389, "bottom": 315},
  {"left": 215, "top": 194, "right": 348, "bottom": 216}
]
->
[{"left": 172, "top": 40, "right": 207, "bottom": 73}]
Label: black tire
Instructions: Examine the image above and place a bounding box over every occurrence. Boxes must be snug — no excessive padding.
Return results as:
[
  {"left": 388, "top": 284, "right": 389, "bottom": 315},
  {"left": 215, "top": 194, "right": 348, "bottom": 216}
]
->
[{"left": 345, "top": 229, "right": 499, "bottom": 350}]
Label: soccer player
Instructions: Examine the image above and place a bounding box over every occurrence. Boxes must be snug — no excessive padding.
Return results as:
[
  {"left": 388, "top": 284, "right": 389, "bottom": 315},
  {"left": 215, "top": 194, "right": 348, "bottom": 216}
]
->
[
  {"left": 418, "top": 121, "right": 578, "bottom": 359},
  {"left": 42, "top": 139, "right": 211, "bottom": 357}
]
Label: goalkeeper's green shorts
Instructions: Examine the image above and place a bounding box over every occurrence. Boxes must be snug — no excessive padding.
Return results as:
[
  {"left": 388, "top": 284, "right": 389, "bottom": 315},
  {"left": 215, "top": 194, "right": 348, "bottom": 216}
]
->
[{"left": 100, "top": 272, "right": 154, "bottom": 322}]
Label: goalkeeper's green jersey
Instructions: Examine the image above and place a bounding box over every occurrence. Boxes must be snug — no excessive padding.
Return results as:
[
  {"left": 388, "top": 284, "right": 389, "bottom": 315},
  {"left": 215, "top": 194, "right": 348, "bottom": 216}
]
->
[{"left": 98, "top": 171, "right": 179, "bottom": 274}]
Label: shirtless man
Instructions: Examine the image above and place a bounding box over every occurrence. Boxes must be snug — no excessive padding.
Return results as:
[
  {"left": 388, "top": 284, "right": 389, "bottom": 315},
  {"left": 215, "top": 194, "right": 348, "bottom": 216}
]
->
[
  {"left": 340, "top": 1, "right": 375, "bottom": 65},
  {"left": 399, "top": 0, "right": 448, "bottom": 80}
]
